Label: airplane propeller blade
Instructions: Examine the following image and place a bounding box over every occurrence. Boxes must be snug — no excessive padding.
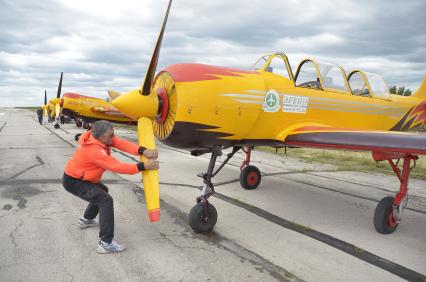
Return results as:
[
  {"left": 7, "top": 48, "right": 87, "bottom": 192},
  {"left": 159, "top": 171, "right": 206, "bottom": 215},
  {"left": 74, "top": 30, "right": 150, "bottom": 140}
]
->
[
  {"left": 138, "top": 117, "right": 160, "bottom": 222},
  {"left": 43, "top": 90, "right": 48, "bottom": 117},
  {"left": 57, "top": 72, "right": 63, "bottom": 99},
  {"left": 112, "top": 0, "right": 172, "bottom": 223},
  {"left": 141, "top": 0, "right": 172, "bottom": 95}
]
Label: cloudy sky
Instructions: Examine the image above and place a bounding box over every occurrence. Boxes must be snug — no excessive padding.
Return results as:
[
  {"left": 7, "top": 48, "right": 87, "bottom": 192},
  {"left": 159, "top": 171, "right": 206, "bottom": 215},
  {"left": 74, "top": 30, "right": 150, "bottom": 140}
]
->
[{"left": 1, "top": 0, "right": 425, "bottom": 107}]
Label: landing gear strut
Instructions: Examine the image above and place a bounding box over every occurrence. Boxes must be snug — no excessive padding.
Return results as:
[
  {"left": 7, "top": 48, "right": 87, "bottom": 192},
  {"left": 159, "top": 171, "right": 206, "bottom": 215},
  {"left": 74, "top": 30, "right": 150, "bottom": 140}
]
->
[
  {"left": 372, "top": 152, "right": 418, "bottom": 234},
  {"left": 189, "top": 146, "right": 242, "bottom": 233},
  {"left": 188, "top": 146, "right": 263, "bottom": 233}
]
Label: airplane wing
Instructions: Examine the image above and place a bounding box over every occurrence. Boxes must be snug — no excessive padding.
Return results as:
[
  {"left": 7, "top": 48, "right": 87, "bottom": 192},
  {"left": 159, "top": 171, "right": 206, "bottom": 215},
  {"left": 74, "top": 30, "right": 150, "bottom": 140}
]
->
[
  {"left": 284, "top": 125, "right": 426, "bottom": 155},
  {"left": 91, "top": 106, "right": 130, "bottom": 118}
]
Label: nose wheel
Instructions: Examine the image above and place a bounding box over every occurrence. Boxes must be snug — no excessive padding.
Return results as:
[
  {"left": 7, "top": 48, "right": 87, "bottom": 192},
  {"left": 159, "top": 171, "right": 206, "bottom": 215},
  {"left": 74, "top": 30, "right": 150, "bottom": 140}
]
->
[
  {"left": 54, "top": 123, "right": 60, "bottom": 129},
  {"left": 188, "top": 202, "right": 218, "bottom": 233}
]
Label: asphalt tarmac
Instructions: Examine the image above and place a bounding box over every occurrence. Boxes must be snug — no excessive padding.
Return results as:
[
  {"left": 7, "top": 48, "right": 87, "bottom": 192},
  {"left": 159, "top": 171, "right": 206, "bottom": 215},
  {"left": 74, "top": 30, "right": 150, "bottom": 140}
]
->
[{"left": 0, "top": 109, "right": 425, "bottom": 281}]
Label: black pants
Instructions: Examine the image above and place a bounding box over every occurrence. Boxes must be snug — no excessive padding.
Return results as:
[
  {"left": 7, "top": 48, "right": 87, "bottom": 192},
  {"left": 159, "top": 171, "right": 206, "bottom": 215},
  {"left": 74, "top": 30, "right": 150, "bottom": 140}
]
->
[
  {"left": 38, "top": 115, "right": 43, "bottom": 125},
  {"left": 63, "top": 173, "right": 114, "bottom": 243}
]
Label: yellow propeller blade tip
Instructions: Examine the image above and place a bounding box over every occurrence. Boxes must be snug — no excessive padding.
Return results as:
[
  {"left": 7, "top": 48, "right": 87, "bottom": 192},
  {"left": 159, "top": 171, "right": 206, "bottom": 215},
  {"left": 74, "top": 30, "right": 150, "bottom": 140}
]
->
[{"left": 148, "top": 209, "right": 160, "bottom": 222}]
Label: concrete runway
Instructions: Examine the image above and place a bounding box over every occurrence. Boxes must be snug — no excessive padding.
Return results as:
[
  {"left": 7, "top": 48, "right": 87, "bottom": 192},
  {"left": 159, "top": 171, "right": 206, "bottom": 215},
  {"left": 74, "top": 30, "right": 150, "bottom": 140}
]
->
[{"left": 0, "top": 108, "right": 425, "bottom": 281}]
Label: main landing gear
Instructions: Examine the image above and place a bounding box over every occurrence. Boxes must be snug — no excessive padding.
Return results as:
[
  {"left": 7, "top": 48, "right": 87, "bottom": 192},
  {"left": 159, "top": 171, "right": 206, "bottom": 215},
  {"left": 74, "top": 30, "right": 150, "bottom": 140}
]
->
[
  {"left": 188, "top": 146, "right": 261, "bottom": 233},
  {"left": 75, "top": 119, "right": 82, "bottom": 127},
  {"left": 372, "top": 152, "right": 418, "bottom": 234}
]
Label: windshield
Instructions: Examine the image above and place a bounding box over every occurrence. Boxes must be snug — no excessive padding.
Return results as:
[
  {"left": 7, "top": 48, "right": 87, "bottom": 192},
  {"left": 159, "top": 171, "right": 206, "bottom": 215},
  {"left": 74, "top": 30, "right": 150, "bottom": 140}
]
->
[{"left": 251, "top": 55, "right": 270, "bottom": 70}]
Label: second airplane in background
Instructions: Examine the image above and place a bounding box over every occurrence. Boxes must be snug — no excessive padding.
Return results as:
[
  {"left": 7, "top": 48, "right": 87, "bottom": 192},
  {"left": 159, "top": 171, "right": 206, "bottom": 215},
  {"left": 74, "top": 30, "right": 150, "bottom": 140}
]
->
[{"left": 45, "top": 72, "right": 136, "bottom": 131}]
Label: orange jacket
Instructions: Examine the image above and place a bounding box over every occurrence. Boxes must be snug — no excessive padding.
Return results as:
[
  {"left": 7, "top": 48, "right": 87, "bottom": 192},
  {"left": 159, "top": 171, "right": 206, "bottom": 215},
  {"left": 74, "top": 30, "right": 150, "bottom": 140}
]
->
[{"left": 64, "top": 130, "right": 140, "bottom": 183}]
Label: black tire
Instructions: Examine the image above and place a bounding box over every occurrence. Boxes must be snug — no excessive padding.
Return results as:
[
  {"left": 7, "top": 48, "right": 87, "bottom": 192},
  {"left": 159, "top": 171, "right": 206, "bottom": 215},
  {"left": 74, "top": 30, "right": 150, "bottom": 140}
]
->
[
  {"left": 240, "top": 165, "right": 261, "bottom": 190},
  {"left": 76, "top": 121, "right": 82, "bottom": 127},
  {"left": 74, "top": 133, "right": 82, "bottom": 142},
  {"left": 188, "top": 202, "right": 218, "bottom": 233},
  {"left": 374, "top": 196, "right": 398, "bottom": 234},
  {"left": 54, "top": 123, "right": 60, "bottom": 129},
  {"left": 83, "top": 123, "right": 89, "bottom": 129}
]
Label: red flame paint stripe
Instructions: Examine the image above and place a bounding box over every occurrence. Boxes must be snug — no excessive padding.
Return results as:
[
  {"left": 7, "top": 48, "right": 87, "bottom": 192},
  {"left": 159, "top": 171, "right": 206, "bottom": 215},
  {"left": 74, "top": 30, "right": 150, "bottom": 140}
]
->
[{"left": 163, "top": 63, "right": 257, "bottom": 82}]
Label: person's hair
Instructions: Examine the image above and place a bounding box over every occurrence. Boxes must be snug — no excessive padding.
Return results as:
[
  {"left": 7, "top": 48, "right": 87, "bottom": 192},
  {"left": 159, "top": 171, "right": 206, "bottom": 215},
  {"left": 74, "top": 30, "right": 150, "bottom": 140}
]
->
[{"left": 91, "top": 120, "right": 113, "bottom": 139}]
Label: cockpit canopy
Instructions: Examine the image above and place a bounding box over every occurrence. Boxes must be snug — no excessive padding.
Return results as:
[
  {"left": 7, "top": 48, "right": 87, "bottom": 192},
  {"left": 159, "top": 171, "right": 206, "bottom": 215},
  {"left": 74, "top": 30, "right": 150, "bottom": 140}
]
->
[
  {"left": 295, "top": 59, "right": 350, "bottom": 93},
  {"left": 253, "top": 53, "right": 392, "bottom": 99},
  {"left": 348, "top": 70, "right": 391, "bottom": 99},
  {"left": 251, "top": 53, "right": 292, "bottom": 81}
]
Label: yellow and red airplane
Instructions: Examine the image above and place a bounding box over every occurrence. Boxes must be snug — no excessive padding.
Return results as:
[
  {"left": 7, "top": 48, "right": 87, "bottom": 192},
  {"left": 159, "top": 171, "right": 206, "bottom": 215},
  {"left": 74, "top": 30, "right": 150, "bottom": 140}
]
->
[
  {"left": 40, "top": 90, "right": 48, "bottom": 118},
  {"left": 45, "top": 72, "right": 136, "bottom": 131},
  {"left": 112, "top": 0, "right": 426, "bottom": 234}
]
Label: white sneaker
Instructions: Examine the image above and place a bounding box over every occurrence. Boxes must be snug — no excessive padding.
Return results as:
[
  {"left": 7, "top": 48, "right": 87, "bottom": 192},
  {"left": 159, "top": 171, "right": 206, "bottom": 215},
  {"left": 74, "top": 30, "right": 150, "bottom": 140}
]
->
[
  {"left": 97, "top": 240, "right": 126, "bottom": 254},
  {"left": 78, "top": 217, "right": 98, "bottom": 229}
]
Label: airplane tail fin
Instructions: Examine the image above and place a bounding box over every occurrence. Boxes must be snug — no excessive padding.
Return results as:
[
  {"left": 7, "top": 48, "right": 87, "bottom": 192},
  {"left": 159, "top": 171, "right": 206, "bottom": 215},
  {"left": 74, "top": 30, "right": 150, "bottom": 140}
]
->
[
  {"left": 107, "top": 90, "right": 121, "bottom": 102},
  {"left": 413, "top": 75, "right": 426, "bottom": 99}
]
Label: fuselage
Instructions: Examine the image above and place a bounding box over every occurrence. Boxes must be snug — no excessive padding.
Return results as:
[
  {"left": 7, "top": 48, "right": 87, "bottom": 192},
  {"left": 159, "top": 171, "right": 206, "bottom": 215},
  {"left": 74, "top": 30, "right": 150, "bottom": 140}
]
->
[
  {"left": 147, "top": 63, "right": 425, "bottom": 150},
  {"left": 61, "top": 93, "right": 136, "bottom": 124}
]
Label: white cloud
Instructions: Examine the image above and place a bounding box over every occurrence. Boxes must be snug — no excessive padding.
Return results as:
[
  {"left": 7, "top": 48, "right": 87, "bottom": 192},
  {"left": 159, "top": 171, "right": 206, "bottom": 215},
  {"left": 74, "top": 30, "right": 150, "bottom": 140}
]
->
[{"left": 0, "top": 0, "right": 425, "bottom": 106}]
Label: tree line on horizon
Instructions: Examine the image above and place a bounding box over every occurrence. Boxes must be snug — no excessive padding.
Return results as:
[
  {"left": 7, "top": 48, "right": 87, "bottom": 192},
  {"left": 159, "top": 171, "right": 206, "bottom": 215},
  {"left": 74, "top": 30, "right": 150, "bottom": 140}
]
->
[{"left": 389, "top": 86, "right": 412, "bottom": 96}]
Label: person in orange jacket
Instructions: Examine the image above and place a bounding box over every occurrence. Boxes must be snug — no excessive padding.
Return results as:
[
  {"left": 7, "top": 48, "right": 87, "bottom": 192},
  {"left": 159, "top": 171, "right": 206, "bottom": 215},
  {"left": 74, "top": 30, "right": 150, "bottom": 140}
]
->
[{"left": 63, "top": 120, "right": 158, "bottom": 254}]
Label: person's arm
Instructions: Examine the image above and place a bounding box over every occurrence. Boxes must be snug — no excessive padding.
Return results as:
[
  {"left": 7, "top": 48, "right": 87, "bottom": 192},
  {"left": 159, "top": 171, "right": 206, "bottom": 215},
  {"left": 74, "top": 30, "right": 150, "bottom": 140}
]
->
[
  {"left": 111, "top": 135, "right": 158, "bottom": 158},
  {"left": 110, "top": 135, "right": 139, "bottom": 155},
  {"left": 88, "top": 147, "right": 140, "bottom": 174}
]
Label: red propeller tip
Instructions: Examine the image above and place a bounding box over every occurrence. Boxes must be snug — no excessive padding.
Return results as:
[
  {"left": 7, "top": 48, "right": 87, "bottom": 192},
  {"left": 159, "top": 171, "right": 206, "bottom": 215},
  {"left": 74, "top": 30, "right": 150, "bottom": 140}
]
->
[{"left": 148, "top": 209, "right": 160, "bottom": 222}]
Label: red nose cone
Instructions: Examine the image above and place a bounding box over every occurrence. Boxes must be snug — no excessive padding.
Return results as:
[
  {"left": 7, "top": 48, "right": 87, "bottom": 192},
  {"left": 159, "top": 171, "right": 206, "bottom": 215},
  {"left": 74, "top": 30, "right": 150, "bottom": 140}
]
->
[{"left": 148, "top": 209, "right": 160, "bottom": 222}]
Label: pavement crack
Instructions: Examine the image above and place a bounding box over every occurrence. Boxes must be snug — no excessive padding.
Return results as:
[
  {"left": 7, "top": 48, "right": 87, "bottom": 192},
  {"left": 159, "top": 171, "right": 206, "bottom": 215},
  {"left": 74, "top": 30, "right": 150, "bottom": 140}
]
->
[
  {"left": 7, "top": 156, "right": 45, "bottom": 181},
  {"left": 0, "top": 121, "right": 6, "bottom": 132},
  {"left": 9, "top": 219, "right": 24, "bottom": 248},
  {"left": 158, "top": 232, "right": 217, "bottom": 255},
  {"left": 0, "top": 210, "right": 18, "bottom": 218},
  {"left": 36, "top": 155, "right": 45, "bottom": 165}
]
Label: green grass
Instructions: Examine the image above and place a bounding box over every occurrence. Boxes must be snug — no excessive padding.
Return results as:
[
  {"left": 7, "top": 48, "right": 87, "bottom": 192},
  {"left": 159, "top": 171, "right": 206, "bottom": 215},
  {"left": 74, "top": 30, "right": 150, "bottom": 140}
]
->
[
  {"left": 256, "top": 146, "right": 426, "bottom": 180},
  {"left": 354, "top": 247, "right": 365, "bottom": 255},
  {"left": 290, "top": 221, "right": 313, "bottom": 233}
]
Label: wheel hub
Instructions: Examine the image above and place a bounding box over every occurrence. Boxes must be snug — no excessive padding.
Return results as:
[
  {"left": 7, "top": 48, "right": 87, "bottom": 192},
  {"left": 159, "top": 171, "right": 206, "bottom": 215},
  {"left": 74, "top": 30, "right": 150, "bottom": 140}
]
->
[{"left": 247, "top": 171, "right": 259, "bottom": 186}]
